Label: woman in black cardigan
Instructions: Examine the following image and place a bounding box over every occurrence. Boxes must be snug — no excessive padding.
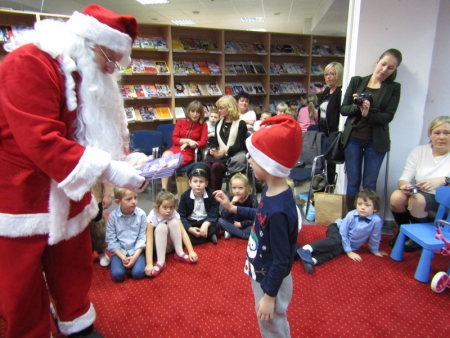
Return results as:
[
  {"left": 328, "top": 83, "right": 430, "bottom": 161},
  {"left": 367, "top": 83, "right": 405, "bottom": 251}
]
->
[
  {"left": 340, "top": 49, "right": 402, "bottom": 210},
  {"left": 317, "top": 62, "right": 344, "bottom": 185}
]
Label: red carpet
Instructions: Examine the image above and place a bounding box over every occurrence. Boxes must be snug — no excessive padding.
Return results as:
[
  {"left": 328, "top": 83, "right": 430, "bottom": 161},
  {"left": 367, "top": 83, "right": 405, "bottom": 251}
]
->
[{"left": 2, "top": 225, "right": 450, "bottom": 337}]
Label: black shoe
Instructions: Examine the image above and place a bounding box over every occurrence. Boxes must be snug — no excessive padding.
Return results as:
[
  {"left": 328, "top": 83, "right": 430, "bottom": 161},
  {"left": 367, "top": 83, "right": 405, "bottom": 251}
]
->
[
  {"left": 69, "top": 325, "right": 103, "bottom": 338},
  {"left": 404, "top": 239, "right": 421, "bottom": 252},
  {"left": 211, "top": 234, "right": 218, "bottom": 245},
  {"left": 300, "top": 258, "right": 313, "bottom": 274}
]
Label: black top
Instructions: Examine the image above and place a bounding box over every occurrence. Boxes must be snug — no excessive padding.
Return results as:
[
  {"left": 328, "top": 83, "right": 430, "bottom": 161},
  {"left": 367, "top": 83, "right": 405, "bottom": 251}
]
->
[{"left": 317, "top": 86, "right": 342, "bottom": 136}]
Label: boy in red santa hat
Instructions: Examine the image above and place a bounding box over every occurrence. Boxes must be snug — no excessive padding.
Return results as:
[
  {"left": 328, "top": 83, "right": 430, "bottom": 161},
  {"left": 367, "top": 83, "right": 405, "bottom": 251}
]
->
[
  {"left": 0, "top": 4, "right": 146, "bottom": 337},
  {"left": 214, "top": 115, "right": 302, "bottom": 337}
]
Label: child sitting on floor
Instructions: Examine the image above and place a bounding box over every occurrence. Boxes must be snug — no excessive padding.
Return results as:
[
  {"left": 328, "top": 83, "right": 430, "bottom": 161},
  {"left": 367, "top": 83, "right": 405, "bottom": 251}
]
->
[
  {"left": 298, "top": 189, "right": 388, "bottom": 274},
  {"left": 253, "top": 112, "right": 271, "bottom": 132},
  {"left": 145, "top": 190, "right": 198, "bottom": 277},
  {"left": 218, "top": 173, "right": 258, "bottom": 240},
  {"left": 105, "top": 187, "right": 147, "bottom": 282}
]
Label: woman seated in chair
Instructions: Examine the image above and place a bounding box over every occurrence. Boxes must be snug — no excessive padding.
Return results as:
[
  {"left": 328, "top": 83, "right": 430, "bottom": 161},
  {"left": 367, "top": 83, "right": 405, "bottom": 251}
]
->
[
  {"left": 203, "top": 95, "right": 247, "bottom": 190},
  {"left": 161, "top": 100, "right": 208, "bottom": 191},
  {"left": 390, "top": 116, "right": 450, "bottom": 251}
]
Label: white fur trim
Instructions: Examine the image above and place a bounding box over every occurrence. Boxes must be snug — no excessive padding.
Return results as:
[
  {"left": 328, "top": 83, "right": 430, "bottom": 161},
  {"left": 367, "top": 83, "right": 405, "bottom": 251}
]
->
[
  {"left": 246, "top": 135, "right": 291, "bottom": 178},
  {"left": 58, "top": 303, "right": 96, "bottom": 335},
  {"left": 58, "top": 147, "right": 111, "bottom": 201},
  {"left": 66, "top": 11, "right": 132, "bottom": 67},
  {"left": 0, "top": 213, "right": 50, "bottom": 237}
]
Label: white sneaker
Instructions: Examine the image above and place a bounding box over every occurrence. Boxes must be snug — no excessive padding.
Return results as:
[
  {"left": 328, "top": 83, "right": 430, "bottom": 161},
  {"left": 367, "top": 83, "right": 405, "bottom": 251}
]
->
[
  {"left": 99, "top": 253, "right": 110, "bottom": 267},
  {"left": 224, "top": 231, "right": 231, "bottom": 240}
]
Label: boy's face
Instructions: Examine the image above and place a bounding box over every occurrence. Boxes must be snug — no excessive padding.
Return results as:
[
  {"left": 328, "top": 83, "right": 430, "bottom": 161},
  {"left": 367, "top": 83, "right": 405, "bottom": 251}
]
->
[
  {"left": 189, "top": 176, "right": 208, "bottom": 197},
  {"left": 248, "top": 157, "right": 267, "bottom": 181},
  {"left": 209, "top": 113, "right": 219, "bottom": 125},
  {"left": 261, "top": 113, "right": 270, "bottom": 121},
  {"left": 356, "top": 198, "right": 377, "bottom": 218},
  {"left": 116, "top": 190, "right": 138, "bottom": 215},
  {"left": 300, "top": 97, "right": 308, "bottom": 105}
]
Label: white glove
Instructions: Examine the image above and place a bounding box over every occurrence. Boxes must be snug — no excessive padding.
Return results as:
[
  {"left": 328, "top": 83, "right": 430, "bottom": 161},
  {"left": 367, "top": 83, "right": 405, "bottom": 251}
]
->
[{"left": 101, "top": 160, "right": 146, "bottom": 193}]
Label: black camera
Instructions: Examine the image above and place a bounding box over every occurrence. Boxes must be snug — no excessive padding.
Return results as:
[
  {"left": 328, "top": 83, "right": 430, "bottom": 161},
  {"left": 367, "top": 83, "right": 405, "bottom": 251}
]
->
[{"left": 353, "top": 92, "right": 372, "bottom": 106}]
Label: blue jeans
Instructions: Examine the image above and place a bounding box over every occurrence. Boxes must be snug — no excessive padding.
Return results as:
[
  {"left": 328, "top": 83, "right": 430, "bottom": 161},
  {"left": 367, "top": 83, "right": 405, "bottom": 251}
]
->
[
  {"left": 344, "top": 137, "right": 386, "bottom": 197},
  {"left": 110, "top": 252, "right": 146, "bottom": 282}
]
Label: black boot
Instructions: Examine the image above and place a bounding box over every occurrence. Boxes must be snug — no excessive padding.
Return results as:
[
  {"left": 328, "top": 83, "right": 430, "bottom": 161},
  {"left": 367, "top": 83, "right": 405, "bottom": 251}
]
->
[
  {"left": 404, "top": 216, "right": 430, "bottom": 252},
  {"left": 389, "top": 211, "right": 411, "bottom": 247},
  {"left": 346, "top": 195, "right": 355, "bottom": 214},
  {"left": 69, "top": 325, "right": 103, "bottom": 338}
]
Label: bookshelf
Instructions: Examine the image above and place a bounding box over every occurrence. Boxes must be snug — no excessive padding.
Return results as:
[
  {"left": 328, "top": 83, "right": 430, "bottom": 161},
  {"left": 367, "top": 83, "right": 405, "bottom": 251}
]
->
[{"left": 0, "top": 8, "right": 346, "bottom": 131}]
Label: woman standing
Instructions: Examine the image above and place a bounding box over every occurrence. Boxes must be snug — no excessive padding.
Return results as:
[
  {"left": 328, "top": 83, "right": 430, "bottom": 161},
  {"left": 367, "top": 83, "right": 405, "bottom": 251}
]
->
[
  {"left": 203, "top": 95, "right": 247, "bottom": 190},
  {"left": 235, "top": 91, "right": 256, "bottom": 134},
  {"left": 161, "top": 100, "right": 207, "bottom": 191},
  {"left": 341, "top": 49, "right": 402, "bottom": 210},
  {"left": 317, "top": 62, "right": 343, "bottom": 185}
]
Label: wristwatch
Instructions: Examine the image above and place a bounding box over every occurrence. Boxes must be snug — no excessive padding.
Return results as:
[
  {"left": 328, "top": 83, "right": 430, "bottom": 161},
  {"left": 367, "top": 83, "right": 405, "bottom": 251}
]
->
[{"left": 445, "top": 177, "right": 450, "bottom": 186}]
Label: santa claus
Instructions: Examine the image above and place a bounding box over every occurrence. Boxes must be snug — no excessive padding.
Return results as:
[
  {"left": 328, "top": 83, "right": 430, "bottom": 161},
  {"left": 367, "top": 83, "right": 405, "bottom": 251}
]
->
[{"left": 0, "top": 4, "right": 146, "bottom": 337}]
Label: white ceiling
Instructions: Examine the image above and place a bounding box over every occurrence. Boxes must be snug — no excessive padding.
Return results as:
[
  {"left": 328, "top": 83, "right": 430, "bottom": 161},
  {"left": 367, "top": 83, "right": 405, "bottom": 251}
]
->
[{"left": 0, "top": 0, "right": 348, "bottom": 35}]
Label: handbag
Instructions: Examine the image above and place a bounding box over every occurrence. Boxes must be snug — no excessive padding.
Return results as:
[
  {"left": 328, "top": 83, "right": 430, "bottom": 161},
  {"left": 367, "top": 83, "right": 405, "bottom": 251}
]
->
[
  {"left": 226, "top": 150, "right": 247, "bottom": 174},
  {"left": 324, "top": 131, "right": 345, "bottom": 164},
  {"left": 314, "top": 185, "right": 346, "bottom": 225}
]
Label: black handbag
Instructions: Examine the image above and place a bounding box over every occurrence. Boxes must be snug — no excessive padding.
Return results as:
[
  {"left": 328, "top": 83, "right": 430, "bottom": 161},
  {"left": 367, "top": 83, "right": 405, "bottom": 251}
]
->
[{"left": 324, "top": 131, "right": 345, "bottom": 164}]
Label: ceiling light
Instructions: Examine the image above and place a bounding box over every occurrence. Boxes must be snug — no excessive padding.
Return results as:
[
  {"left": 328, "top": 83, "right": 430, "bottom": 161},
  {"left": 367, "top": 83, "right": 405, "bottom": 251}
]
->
[
  {"left": 172, "top": 19, "right": 196, "bottom": 25},
  {"left": 241, "top": 17, "right": 264, "bottom": 23},
  {"left": 136, "top": 0, "right": 169, "bottom": 4}
]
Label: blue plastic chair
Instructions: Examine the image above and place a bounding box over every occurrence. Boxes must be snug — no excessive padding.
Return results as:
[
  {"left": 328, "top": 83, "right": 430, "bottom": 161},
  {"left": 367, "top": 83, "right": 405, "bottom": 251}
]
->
[
  {"left": 129, "top": 130, "right": 164, "bottom": 156},
  {"left": 156, "top": 123, "right": 175, "bottom": 150},
  {"left": 390, "top": 186, "right": 450, "bottom": 283}
]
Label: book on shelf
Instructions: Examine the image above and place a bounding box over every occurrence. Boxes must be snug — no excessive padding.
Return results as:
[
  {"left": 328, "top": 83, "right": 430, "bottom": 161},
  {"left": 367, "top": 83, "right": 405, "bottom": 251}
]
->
[
  {"left": 191, "top": 39, "right": 203, "bottom": 50},
  {"left": 311, "top": 62, "right": 324, "bottom": 75},
  {"left": 138, "top": 106, "right": 156, "bottom": 122},
  {"left": 173, "top": 61, "right": 187, "bottom": 74},
  {"left": 230, "top": 42, "right": 242, "bottom": 52},
  {"left": 251, "top": 82, "right": 265, "bottom": 94},
  {"left": 206, "top": 82, "right": 222, "bottom": 96},
  {"left": 121, "top": 85, "right": 133, "bottom": 99},
  {"left": 155, "top": 61, "right": 170, "bottom": 74},
  {"left": 187, "top": 82, "right": 203, "bottom": 96},
  {"left": 175, "top": 107, "right": 186, "bottom": 119},
  {"left": 206, "top": 40, "right": 220, "bottom": 52},
  {"left": 282, "top": 44, "right": 294, "bottom": 53},
  {"left": 196, "top": 61, "right": 210, "bottom": 74},
  {"left": 269, "top": 63, "right": 278, "bottom": 75},
  {"left": 183, "top": 61, "right": 197, "bottom": 74},
  {"left": 272, "top": 63, "right": 287, "bottom": 75},
  {"left": 134, "top": 85, "right": 147, "bottom": 98},
  {"left": 172, "top": 37, "right": 185, "bottom": 51},
  {"left": 294, "top": 63, "right": 308, "bottom": 74},
  {"left": 224, "top": 41, "right": 236, "bottom": 53},
  {"left": 127, "top": 85, "right": 138, "bottom": 98},
  {"left": 252, "top": 61, "right": 266, "bottom": 74},
  {"left": 233, "top": 62, "right": 246, "bottom": 74},
  {"left": 155, "top": 104, "right": 173, "bottom": 120},
  {"left": 125, "top": 107, "right": 136, "bottom": 123},
  {"left": 155, "top": 83, "right": 171, "bottom": 97},
  {"left": 151, "top": 36, "right": 169, "bottom": 51},
  {"left": 141, "top": 59, "right": 158, "bottom": 74},
  {"left": 335, "top": 46, "right": 345, "bottom": 56},
  {"left": 284, "top": 82, "right": 297, "bottom": 93},
  {"left": 141, "top": 37, "right": 154, "bottom": 49},
  {"left": 251, "top": 101, "right": 264, "bottom": 114},
  {"left": 198, "top": 83, "right": 209, "bottom": 96},
  {"left": 269, "top": 101, "right": 277, "bottom": 113},
  {"left": 279, "top": 83, "right": 288, "bottom": 93},
  {"left": 242, "top": 83, "right": 256, "bottom": 94},
  {"left": 269, "top": 83, "right": 280, "bottom": 94},
  {"left": 270, "top": 44, "right": 284, "bottom": 54},
  {"left": 284, "top": 63, "right": 298, "bottom": 74},
  {"left": 242, "top": 61, "right": 257, "bottom": 74},
  {"left": 239, "top": 42, "right": 254, "bottom": 53},
  {"left": 206, "top": 103, "right": 217, "bottom": 114},
  {"left": 322, "top": 45, "right": 334, "bottom": 55},
  {"left": 132, "top": 37, "right": 143, "bottom": 48},
  {"left": 311, "top": 46, "right": 322, "bottom": 56},
  {"left": 252, "top": 42, "right": 266, "bottom": 53},
  {"left": 225, "top": 84, "right": 235, "bottom": 95},
  {"left": 131, "top": 59, "right": 144, "bottom": 73},
  {"left": 174, "top": 82, "right": 189, "bottom": 97},
  {"left": 0, "top": 26, "right": 11, "bottom": 41},
  {"left": 180, "top": 38, "right": 197, "bottom": 50},
  {"left": 232, "top": 84, "right": 244, "bottom": 95},
  {"left": 137, "top": 152, "right": 184, "bottom": 180},
  {"left": 310, "top": 82, "right": 325, "bottom": 94},
  {"left": 119, "top": 85, "right": 128, "bottom": 99},
  {"left": 293, "top": 82, "right": 307, "bottom": 93},
  {"left": 224, "top": 62, "right": 237, "bottom": 75},
  {"left": 120, "top": 64, "right": 133, "bottom": 75},
  {"left": 207, "top": 61, "right": 222, "bottom": 75},
  {"left": 142, "top": 84, "right": 159, "bottom": 97}
]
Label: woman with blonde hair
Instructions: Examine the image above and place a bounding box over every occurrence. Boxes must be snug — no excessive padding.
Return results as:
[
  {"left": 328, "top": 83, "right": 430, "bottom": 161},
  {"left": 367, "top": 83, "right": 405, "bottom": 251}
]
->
[{"left": 203, "top": 95, "right": 247, "bottom": 190}]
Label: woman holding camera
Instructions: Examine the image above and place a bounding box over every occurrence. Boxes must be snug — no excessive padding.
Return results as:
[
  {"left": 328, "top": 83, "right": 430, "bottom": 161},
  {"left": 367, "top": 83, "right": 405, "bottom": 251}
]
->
[
  {"left": 341, "top": 48, "right": 403, "bottom": 211},
  {"left": 389, "top": 116, "right": 450, "bottom": 251}
]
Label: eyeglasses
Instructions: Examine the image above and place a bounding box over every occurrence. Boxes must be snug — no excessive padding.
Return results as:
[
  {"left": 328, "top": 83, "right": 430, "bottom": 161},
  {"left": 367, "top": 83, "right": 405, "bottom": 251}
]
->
[
  {"left": 325, "top": 72, "right": 336, "bottom": 77},
  {"left": 217, "top": 106, "right": 226, "bottom": 110},
  {"left": 97, "top": 45, "right": 120, "bottom": 72},
  {"left": 190, "top": 111, "right": 200, "bottom": 115}
]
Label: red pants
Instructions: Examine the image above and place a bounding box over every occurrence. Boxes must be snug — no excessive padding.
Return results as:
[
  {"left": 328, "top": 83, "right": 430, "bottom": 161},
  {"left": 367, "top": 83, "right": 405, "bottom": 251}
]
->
[{"left": 0, "top": 227, "right": 94, "bottom": 337}]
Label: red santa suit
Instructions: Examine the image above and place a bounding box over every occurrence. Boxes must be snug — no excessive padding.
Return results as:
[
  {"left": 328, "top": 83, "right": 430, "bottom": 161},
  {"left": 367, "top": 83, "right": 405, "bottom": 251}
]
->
[{"left": 0, "top": 5, "right": 139, "bottom": 337}]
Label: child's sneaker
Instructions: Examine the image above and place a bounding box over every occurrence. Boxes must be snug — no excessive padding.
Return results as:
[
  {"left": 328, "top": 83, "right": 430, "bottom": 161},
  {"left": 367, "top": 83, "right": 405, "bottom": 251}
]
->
[
  {"left": 99, "top": 253, "right": 110, "bottom": 267},
  {"left": 224, "top": 231, "right": 231, "bottom": 240}
]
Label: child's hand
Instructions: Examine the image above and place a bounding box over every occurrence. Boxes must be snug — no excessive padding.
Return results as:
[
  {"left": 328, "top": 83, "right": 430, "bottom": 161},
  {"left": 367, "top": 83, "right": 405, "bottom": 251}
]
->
[
  {"left": 346, "top": 251, "right": 362, "bottom": 262},
  {"left": 189, "top": 227, "right": 202, "bottom": 237},
  {"left": 257, "top": 294, "right": 275, "bottom": 321},
  {"left": 121, "top": 256, "right": 130, "bottom": 265},
  {"left": 231, "top": 196, "right": 239, "bottom": 205},
  {"left": 234, "top": 221, "right": 242, "bottom": 228},
  {"left": 200, "top": 223, "right": 209, "bottom": 237},
  {"left": 124, "top": 253, "right": 139, "bottom": 268},
  {"left": 213, "top": 190, "right": 232, "bottom": 210},
  {"left": 189, "top": 251, "right": 198, "bottom": 263},
  {"left": 145, "top": 264, "right": 154, "bottom": 276},
  {"left": 374, "top": 250, "right": 388, "bottom": 257}
]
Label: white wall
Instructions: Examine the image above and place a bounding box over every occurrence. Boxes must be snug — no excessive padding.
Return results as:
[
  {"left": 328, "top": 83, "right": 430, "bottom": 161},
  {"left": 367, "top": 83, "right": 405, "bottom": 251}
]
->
[{"left": 339, "top": 0, "right": 443, "bottom": 220}]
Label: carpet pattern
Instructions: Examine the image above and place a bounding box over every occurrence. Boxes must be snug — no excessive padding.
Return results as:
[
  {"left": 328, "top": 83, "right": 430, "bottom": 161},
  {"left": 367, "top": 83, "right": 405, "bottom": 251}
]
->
[{"left": 1, "top": 225, "right": 449, "bottom": 337}]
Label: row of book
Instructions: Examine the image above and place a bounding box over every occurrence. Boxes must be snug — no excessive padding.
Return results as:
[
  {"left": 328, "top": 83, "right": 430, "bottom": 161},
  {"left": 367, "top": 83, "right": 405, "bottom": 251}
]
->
[
  {"left": 224, "top": 82, "right": 266, "bottom": 96},
  {"left": 224, "top": 61, "right": 266, "bottom": 75},
  {"left": 174, "top": 82, "right": 222, "bottom": 97},
  {"left": 173, "top": 61, "right": 221, "bottom": 75},
  {"left": 0, "top": 25, "right": 30, "bottom": 41},
  {"left": 270, "top": 44, "right": 309, "bottom": 55},
  {"left": 269, "top": 62, "right": 307, "bottom": 75},
  {"left": 310, "top": 82, "right": 326, "bottom": 94},
  {"left": 132, "top": 36, "right": 168, "bottom": 51},
  {"left": 224, "top": 41, "right": 266, "bottom": 54},
  {"left": 120, "top": 84, "right": 171, "bottom": 99},
  {"left": 172, "top": 37, "right": 220, "bottom": 52},
  {"left": 269, "top": 82, "right": 307, "bottom": 94},
  {"left": 312, "top": 45, "right": 345, "bottom": 57},
  {"left": 125, "top": 105, "right": 173, "bottom": 123},
  {"left": 122, "top": 59, "right": 170, "bottom": 75}
]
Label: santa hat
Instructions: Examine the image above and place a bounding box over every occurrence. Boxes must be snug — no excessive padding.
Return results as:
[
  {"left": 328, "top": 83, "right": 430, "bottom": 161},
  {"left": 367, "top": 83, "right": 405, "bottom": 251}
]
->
[
  {"left": 66, "top": 4, "right": 138, "bottom": 67},
  {"left": 246, "top": 115, "right": 302, "bottom": 178}
]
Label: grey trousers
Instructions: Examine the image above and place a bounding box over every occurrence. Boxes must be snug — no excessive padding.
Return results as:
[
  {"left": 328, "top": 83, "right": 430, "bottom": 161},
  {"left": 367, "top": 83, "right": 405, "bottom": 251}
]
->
[{"left": 251, "top": 273, "right": 292, "bottom": 338}]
